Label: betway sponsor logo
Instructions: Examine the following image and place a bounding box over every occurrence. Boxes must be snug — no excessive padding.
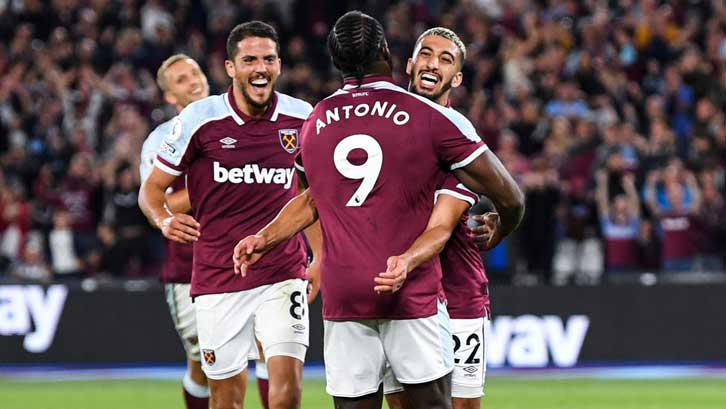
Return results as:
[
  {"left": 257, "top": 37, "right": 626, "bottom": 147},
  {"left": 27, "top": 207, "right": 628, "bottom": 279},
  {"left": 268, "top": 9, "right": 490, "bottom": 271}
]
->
[
  {"left": 488, "top": 315, "right": 590, "bottom": 368},
  {"left": 213, "top": 161, "right": 294, "bottom": 189},
  {"left": 0, "top": 285, "right": 68, "bottom": 353}
]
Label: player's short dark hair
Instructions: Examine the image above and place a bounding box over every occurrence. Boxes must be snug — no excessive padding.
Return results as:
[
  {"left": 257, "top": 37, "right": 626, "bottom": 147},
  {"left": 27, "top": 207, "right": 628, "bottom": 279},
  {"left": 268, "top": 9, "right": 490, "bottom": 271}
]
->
[
  {"left": 327, "top": 11, "right": 386, "bottom": 82},
  {"left": 226, "top": 21, "right": 280, "bottom": 59}
]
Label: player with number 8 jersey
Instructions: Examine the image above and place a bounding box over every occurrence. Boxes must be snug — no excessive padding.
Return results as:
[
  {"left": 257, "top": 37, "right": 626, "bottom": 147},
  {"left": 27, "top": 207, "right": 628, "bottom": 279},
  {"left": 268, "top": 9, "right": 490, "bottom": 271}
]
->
[{"left": 139, "top": 21, "right": 321, "bottom": 409}]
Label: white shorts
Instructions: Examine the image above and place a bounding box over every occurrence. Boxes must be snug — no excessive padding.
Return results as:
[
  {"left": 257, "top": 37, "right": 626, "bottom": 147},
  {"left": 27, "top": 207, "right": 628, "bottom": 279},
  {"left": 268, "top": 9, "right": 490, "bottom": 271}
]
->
[
  {"left": 195, "top": 278, "right": 309, "bottom": 380},
  {"left": 324, "top": 300, "right": 453, "bottom": 398},
  {"left": 164, "top": 283, "right": 200, "bottom": 361},
  {"left": 450, "top": 317, "right": 489, "bottom": 398},
  {"left": 384, "top": 317, "right": 490, "bottom": 398}
]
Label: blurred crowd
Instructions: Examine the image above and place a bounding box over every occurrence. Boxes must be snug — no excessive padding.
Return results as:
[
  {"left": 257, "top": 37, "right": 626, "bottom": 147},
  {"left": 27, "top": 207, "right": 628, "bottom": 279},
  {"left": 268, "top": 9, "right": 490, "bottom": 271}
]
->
[{"left": 0, "top": 0, "right": 724, "bottom": 284}]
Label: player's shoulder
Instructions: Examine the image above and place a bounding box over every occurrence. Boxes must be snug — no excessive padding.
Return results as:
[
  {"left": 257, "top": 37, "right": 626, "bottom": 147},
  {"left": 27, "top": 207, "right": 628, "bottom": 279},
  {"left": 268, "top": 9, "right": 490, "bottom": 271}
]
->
[
  {"left": 385, "top": 86, "right": 478, "bottom": 137},
  {"left": 144, "top": 117, "right": 174, "bottom": 145},
  {"left": 164, "top": 93, "right": 232, "bottom": 142},
  {"left": 143, "top": 117, "right": 178, "bottom": 155},
  {"left": 177, "top": 93, "right": 230, "bottom": 126},
  {"left": 274, "top": 92, "right": 313, "bottom": 120}
]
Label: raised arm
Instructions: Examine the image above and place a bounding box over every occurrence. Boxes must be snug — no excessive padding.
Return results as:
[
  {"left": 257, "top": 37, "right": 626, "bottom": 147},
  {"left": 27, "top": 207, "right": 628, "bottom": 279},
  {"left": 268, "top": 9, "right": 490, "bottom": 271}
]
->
[
  {"left": 453, "top": 150, "right": 525, "bottom": 247},
  {"left": 595, "top": 169, "right": 610, "bottom": 218},
  {"left": 684, "top": 171, "right": 702, "bottom": 214},
  {"left": 643, "top": 170, "right": 662, "bottom": 217},
  {"left": 297, "top": 176, "right": 323, "bottom": 303},
  {"left": 621, "top": 173, "right": 641, "bottom": 219}
]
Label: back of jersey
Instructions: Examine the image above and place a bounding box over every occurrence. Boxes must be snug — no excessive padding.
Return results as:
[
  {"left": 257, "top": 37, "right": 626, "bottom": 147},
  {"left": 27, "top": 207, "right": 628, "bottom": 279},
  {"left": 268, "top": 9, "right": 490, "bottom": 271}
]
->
[{"left": 300, "top": 76, "right": 487, "bottom": 321}]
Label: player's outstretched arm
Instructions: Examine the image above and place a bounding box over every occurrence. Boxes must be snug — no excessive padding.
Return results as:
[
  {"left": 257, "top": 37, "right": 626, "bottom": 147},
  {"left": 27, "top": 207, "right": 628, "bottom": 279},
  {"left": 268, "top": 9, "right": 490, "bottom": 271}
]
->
[
  {"left": 298, "top": 176, "right": 323, "bottom": 303},
  {"left": 453, "top": 150, "right": 525, "bottom": 248},
  {"left": 139, "top": 167, "right": 200, "bottom": 243},
  {"left": 233, "top": 188, "right": 318, "bottom": 276},
  {"left": 374, "top": 194, "right": 469, "bottom": 294}
]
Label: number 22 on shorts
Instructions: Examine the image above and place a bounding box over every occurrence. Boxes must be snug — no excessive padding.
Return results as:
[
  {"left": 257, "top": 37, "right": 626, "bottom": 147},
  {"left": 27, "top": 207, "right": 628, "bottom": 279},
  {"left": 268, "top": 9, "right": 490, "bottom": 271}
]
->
[{"left": 333, "top": 134, "right": 383, "bottom": 207}]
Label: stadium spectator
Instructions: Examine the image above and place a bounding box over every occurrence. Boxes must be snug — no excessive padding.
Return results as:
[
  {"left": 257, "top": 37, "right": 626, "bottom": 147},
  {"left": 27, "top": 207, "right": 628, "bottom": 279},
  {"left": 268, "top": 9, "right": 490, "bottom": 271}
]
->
[
  {"left": 0, "top": 0, "right": 725, "bottom": 280},
  {"left": 596, "top": 171, "right": 642, "bottom": 273},
  {"left": 48, "top": 209, "right": 81, "bottom": 279},
  {"left": 8, "top": 232, "right": 51, "bottom": 282},
  {"left": 644, "top": 163, "right": 702, "bottom": 272},
  {"left": 0, "top": 180, "right": 31, "bottom": 272},
  {"left": 517, "top": 157, "right": 559, "bottom": 283},
  {"left": 694, "top": 169, "right": 725, "bottom": 271}
]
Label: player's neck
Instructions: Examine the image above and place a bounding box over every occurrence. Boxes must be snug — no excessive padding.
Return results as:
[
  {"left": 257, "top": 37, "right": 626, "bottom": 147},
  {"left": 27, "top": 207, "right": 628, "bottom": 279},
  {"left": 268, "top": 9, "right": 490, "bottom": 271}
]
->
[
  {"left": 434, "top": 92, "right": 451, "bottom": 107},
  {"left": 343, "top": 63, "right": 392, "bottom": 83}
]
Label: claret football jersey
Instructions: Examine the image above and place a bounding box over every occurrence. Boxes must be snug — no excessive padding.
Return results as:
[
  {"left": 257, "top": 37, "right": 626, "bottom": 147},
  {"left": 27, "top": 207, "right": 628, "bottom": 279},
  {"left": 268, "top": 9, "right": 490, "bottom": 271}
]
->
[
  {"left": 435, "top": 175, "right": 491, "bottom": 319},
  {"left": 155, "top": 90, "right": 312, "bottom": 296},
  {"left": 299, "top": 76, "right": 488, "bottom": 320}
]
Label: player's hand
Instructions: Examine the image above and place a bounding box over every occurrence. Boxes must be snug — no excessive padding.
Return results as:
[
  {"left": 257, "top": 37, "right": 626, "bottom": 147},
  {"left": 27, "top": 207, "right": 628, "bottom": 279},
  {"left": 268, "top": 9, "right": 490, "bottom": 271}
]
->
[
  {"left": 468, "top": 212, "right": 502, "bottom": 251},
  {"left": 374, "top": 255, "right": 409, "bottom": 295},
  {"left": 305, "top": 261, "right": 321, "bottom": 303},
  {"left": 159, "top": 214, "right": 200, "bottom": 244},
  {"left": 232, "top": 235, "right": 268, "bottom": 276}
]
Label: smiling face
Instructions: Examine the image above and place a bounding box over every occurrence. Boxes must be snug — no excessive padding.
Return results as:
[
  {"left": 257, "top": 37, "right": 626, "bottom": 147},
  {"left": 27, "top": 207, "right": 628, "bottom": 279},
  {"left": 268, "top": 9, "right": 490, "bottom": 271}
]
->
[
  {"left": 406, "top": 34, "right": 463, "bottom": 106},
  {"left": 162, "top": 58, "right": 209, "bottom": 110},
  {"left": 225, "top": 36, "right": 281, "bottom": 116}
]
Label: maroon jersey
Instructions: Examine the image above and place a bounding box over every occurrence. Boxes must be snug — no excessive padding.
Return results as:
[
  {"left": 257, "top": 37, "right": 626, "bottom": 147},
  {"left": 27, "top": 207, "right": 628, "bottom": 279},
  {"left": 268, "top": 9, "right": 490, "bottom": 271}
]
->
[
  {"left": 299, "top": 76, "right": 488, "bottom": 320},
  {"left": 661, "top": 213, "right": 697, "bottom": 261},
  {"left": 600, "top": 216, "right": 639, "bottom": 269},
  {"left": 140, "top": 118, "right": 194, "bottom": 283},
  {"left": 58, "top": 176, "right": 99, "bottom": 233},
  {"left": 436, "top": 175, "right": 491, "bottom": 319},
  {"left": 155, "top": 90, "right": 312, "bottom": 296}
]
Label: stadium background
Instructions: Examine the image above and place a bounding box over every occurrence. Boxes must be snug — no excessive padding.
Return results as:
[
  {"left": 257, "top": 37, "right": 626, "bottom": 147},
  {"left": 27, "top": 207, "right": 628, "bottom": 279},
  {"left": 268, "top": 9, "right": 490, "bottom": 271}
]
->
[{"left": 1, "top": 0, "right": 725, "bottom": 408}]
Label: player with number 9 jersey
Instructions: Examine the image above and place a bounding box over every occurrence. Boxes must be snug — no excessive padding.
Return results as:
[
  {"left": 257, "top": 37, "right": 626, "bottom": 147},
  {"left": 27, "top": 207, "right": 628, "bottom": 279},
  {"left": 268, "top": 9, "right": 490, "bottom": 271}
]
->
[{"left": 299, "top": 75, "right": 488, "bottom": 321}]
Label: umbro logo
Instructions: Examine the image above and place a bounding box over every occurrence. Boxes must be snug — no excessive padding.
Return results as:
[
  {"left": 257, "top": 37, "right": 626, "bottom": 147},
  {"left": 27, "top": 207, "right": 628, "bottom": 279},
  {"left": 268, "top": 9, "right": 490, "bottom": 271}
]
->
[
  {"left": 463, "top": 366, "right": 478, "bottom": 374},
  {"left": 220, "top": 137, "right": 237, "bottom": 148},
  {"left": 292, "top": 323, "right": 306, "bottom": 331}
]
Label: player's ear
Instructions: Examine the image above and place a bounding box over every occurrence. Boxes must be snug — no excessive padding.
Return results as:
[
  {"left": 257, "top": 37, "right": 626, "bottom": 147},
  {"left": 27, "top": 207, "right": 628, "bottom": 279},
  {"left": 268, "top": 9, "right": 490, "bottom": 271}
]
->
[
  {"left": 405, "top": 58, "right": 413, "bottom": 75},
  {"left": 381, "top": 42, "right": 392, "bottom": 66},
  {"left": 163, "top": 90, "right": 178, "bottom": 106},
  {"left": 451, "top": 71, "right": 463, "bottom": 88},
  {"left": 224, "top": 59, "right": 235, "bottom": 79}
]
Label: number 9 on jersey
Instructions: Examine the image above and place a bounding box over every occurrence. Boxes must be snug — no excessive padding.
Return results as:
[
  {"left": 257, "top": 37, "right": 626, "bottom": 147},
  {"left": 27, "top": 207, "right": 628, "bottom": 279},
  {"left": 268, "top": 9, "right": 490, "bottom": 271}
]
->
[{"left": 333, "top": 134, "right": 383, "bottom": 207}]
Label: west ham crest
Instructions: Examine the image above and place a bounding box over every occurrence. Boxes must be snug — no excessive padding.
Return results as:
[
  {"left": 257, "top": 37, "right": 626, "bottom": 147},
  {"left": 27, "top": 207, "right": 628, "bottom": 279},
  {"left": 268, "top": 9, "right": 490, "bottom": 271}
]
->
[
  {"left": 202, "top": 349, "right": 216, "bottom": 366},
  {"left": 278, "top": 129, "right": 299, "bottom": 153}
]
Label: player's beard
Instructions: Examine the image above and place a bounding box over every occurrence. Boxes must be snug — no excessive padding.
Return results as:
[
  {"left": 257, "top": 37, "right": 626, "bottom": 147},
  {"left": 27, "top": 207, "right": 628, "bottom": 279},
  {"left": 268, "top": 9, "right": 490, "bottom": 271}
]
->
[
  {"left": 240, "top": 80, "right": 274, "bottom": 111},
  {"left": 410, "top": 69, "right": 453, "bottom": 103}
]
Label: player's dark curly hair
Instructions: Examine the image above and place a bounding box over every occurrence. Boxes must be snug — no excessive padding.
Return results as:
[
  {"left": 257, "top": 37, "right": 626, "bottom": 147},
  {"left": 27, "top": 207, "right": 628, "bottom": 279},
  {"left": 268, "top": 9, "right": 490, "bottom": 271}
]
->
[
  {"left": 327, "top": 11, "right": 386, "bottom": 85},
  {"left": 227, "top": 21, "right": 280, "bottom": 59}
]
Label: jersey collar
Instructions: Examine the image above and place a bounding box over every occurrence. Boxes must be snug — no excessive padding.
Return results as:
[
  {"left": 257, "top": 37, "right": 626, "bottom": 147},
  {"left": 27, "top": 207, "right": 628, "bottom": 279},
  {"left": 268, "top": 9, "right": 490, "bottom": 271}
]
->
[{"left": 342, "top": 75, "right": 396, "bottom": 90}]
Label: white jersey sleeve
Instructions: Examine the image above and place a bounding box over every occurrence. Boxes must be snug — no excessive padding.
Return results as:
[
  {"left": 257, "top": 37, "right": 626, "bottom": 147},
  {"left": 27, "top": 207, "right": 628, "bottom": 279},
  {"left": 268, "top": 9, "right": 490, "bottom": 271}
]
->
[
  {"left": 154, "top": 94, "right": 231, "bottom": 176},
  {"left": 139, "top": 119, "right": 174, "bottom": 183}
]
